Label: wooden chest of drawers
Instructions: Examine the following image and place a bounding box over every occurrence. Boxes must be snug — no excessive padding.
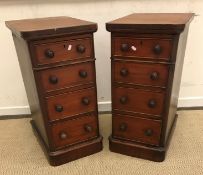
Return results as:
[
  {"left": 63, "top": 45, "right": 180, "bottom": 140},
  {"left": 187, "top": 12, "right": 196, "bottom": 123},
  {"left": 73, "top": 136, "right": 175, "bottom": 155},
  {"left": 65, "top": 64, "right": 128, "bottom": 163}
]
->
[
  {"left": 6, "top": 16, "right": 103, "bottom": 166},
  {"left": 106, "top": 13, "right": 194, "bottom": 161}
]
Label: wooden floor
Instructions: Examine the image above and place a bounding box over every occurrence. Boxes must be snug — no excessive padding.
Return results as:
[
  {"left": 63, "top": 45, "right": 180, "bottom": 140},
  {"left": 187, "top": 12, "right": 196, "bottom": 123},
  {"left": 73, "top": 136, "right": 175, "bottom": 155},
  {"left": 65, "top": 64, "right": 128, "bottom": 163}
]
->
[{"left": 0, "top": 110, "right": 203, "bottom": 175}]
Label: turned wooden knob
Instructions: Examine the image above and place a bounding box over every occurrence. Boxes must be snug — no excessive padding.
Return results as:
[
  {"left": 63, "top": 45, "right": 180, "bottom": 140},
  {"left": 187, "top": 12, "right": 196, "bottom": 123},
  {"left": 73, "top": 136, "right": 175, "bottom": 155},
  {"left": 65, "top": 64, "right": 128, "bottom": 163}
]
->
[
  {"left": 59, "top": 132, "right": 67, "bottom": 139},
  {"left": 119, "top": 123, "right": 127, "bottom": 132},
  {"left": 81, "top": 97, "right": 90, "bottom": 105},
  {"left": 150, "top": 72, "right": 159, "bottom": 80},
  {"left": 84, "top": 125, "right": 93, "bottom": 132},
  {"left": 44, "top": 49, "right": 54, "bottom": 58},
  {"left": 144, "top": 129, "right": 153, "bottom": 136},
  {"left": 148, "top": 99, "right": 156, "bottom": 108},
  {"left": 120, "top": 68, "right": 129, "bottom": 77},
  {"left": 76, "top": 44, "right": 86, "bottom": 53},
  {"left": 49, "top": 75, "right": 58, "bottom": 84},
  {"left": 153, "top": 44, "right": 162, "bottom": 55},
  {"left": 120, "top": 43, "right": 129, "bottom": 52},
  {"left": 79, "top": 70, "right": 88, "bottom": 78},
  {"left": 120, "top": 96, "right": 128, "bottom": 104},
  {"left": 55, "top": 105, "right": 63, "bottom": 112}
]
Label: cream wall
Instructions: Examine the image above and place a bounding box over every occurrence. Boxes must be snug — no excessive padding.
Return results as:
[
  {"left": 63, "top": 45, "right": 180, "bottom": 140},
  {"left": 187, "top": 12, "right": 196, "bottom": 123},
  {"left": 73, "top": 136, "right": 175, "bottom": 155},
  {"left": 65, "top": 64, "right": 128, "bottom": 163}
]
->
[{"left": 0, "top": 0, "right": 202, "bottom": 115}]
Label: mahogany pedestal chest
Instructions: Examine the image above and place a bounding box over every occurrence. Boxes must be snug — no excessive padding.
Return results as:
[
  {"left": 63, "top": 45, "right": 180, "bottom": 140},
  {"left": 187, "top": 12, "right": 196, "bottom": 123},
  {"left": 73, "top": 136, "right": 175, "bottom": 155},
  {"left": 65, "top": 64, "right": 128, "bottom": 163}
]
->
[
  {"left": 106, "top": 13, "right": 194, "bottom": 161},
  {"left": 6, "top": 16, "right": 103, "bottom": 166}
]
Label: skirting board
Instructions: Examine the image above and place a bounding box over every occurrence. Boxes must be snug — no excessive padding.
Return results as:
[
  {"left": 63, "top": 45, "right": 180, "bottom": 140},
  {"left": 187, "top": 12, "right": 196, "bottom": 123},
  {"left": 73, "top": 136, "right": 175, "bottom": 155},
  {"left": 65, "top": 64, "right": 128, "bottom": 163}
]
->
[
  {"left": 178, "top": 96, "right": 203, "bottom": 107},
  {"left": 0, "top": 106, "right": 31, "bottom": 116},
  {"left": 0, "top": 97, "right": 203, "bottom": 116}
]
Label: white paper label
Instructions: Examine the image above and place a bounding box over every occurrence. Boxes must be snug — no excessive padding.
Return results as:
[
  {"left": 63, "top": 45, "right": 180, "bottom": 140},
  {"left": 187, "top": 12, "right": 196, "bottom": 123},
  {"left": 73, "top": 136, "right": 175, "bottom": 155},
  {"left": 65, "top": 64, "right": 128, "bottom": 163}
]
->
[
  {"left": 67, "top": 44, "right": 72, "bottom": 51},
  {"left": 131, "top": 46, "right": 137, "bottom": 51}
]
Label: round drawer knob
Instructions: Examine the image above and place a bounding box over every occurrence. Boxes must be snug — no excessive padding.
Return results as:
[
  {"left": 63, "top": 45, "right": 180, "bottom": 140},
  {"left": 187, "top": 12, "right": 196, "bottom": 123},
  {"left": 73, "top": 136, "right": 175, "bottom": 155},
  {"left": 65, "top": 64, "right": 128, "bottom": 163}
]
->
[
  {"left": 120, "top": 96, "right": 128, "bottom": 104},
  {"left": 76, "top": 44, "right": 86, "bottom": 53},
  {"left": 150, "top": 72, "right": 159, "bottom": 80},
  {"left": 44, "top": 49, "right": 55, "bottom": 58},
  {"left": 120, "top": 43, "right": 129, "bottom": 52},
  {"left": 81, "top": 97, "right": 90, "bottom": 105},
  {"left": 59, "top": 132, "right": 67, "bottom": 140},
  {"left": 84, "top": 125, "right": 93, "bottom": 132},
  {"left": 120, "top": 68, "right": 128, "bottom": 77},
  {"left": 119, "top": 123, "right": 127, "bottom": 132},
  {"left": 148, "top": 99, "right": 156, "bottom": 108},
  {"left": 49, "top": 76, "right": 58, "bottom": 84},
  {"left": 145, "top": 129, "right": 153, "bottom": 137},
  {"left": 153, "top": 44, "right": 162, "bottom": 55},
  {"left": 55, "top": 105, "right": 63, "bottom": 112},
  {"left": 79, "top": 70, "right": 88, "bottom": 78}
]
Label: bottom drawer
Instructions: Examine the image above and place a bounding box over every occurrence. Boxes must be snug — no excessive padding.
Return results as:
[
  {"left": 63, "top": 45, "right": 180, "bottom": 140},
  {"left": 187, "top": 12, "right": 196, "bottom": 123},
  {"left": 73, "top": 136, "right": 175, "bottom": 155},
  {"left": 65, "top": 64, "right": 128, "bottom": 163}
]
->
[
  {"left": 51, "top": 114, "right": 98, "bottom": 149},
  {"left": 113, "top": 114, "right": 161, "bottom": 146}
]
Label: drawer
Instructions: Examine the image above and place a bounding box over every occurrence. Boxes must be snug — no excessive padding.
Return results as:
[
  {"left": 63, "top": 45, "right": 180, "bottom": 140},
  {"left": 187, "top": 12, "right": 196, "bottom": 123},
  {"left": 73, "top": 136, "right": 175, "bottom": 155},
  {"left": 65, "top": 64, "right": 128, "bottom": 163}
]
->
[
  {"left": 36, "top": 62, "right": 95, "bottom": 93},
  {"left": 31, "top": 37, "right": 92, "bottom": 66},
  {"left": 51, "top": 114, "right": 98, "bottom": 149},
  {"left": 113, "top": 61, "right": 169, "bottom": 87},
  {"left": 46, "top": 87, "right": 97, "bottom": 121},
  {"left": 113, "top": 87, "right": 165, "bottom": 116},
  {"left": 113, "top": 37, "right": 173, "bottom": 60},
  {"left": 113, "top": 114, "right": 161, "bottom": 146}
]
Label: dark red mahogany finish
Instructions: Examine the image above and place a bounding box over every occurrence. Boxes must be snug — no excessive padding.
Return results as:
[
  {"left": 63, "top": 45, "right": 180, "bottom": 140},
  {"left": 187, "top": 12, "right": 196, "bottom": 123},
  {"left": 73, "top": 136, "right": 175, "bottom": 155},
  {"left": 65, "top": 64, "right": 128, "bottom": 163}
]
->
[
  {"left": 106, "top": 13, "right": 194, "bottom": 161},
  {"left": 6, "top": 16, "right": 103, "bottom": 166}
]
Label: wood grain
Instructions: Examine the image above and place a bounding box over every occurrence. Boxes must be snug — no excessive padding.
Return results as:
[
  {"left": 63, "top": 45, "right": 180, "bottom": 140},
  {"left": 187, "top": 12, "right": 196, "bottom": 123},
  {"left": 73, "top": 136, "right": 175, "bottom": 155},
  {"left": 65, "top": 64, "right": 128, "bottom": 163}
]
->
[
  {"left": 31, "top": 37, "right": 92, "bottom": 66},
  {"left": 46, "top": 88, "right": 97, "bottom": 122},
  {"left": 162, "top": 24, "right": 190, "bottom": 145},
  {"left": 106, "top": 13, "right": 194, "bottom": 33},
  {"left": 35, "top": 61, "right": 95, "bottom": 93},
  {"left": 113, "top": 60, "right": 169, "bottom": 88},
  {"left": 112, "top": 87, "right": 165, "bottom": 116},
  {"left": 12, "top": 34, "right": 50, "bottom": 147},
  {"left": 51, "top": 114, "right": 98, "bottom": 149},
  {"left": 113, "top": 37, "right": 173, "bottom": 60},
  {"left": 112, "top": 114, "right": 161, "bottom": 146},
  {"left": 6, "top": 16, "right": 97, "bottom": 40}
]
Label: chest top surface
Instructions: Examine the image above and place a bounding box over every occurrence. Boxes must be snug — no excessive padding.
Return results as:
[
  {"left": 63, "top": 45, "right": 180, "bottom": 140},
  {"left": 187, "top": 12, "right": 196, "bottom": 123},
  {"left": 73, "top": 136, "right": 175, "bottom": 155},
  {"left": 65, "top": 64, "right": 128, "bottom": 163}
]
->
[
  {"left": 106, "top": 13, "right": 194, "bottom": 33},
  {"left": 6, "top": 16, "right": 97, "bottom": 40}
]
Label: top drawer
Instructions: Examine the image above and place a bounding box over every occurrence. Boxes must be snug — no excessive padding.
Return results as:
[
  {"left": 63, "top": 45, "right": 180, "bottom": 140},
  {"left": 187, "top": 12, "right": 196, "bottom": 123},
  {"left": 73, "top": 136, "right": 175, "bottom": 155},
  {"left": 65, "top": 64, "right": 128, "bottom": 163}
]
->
[
  {"left": 30, "top": 37, "right": 93, "bottom": 67},
  {"left": 112, "top": 37, "right": 173, "bottom": 61}
]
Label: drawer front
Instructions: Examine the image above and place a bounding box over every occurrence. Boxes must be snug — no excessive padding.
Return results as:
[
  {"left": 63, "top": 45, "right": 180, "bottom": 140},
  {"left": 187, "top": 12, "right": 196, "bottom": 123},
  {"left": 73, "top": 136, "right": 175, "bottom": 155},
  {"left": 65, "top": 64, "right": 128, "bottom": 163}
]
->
[
  {"left": 51, "top": 114, "right": 98, "bottom": 149},
  {"left": 113, "top": 114, "right": 161, "bottom": 146},
  {"left": 37, "top": 62, "right": 95, "bottom": 93},
  {"left": 113, "top": 61, "right": 169, "bottom": 87},
  {"left": 113, "top": 87, "right": 165, "bottom": 116},
  {"left": 46, "top": 88, "right": 97, "bottom": 121},
  {"left": 113, "top": 37, "right": 173, "bottom": 60},
  {"left": 31, "top": 38, "right": 92, "bottom": 66}
]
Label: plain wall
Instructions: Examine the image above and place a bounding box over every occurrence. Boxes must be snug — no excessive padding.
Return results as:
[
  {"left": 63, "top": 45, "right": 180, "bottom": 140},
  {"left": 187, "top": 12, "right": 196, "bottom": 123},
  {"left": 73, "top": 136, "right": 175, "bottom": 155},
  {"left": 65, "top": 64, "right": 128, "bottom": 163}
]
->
[{"left": 0, "top": 0, "right": 203, "bottom": 115}]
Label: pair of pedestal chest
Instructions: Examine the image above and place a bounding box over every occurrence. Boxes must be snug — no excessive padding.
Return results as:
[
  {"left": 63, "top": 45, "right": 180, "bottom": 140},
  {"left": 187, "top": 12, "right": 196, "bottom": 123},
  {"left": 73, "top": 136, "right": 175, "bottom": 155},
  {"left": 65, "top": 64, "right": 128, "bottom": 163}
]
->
[{"left": 6, "top": 13, "right": 193, "bottom": 165}]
